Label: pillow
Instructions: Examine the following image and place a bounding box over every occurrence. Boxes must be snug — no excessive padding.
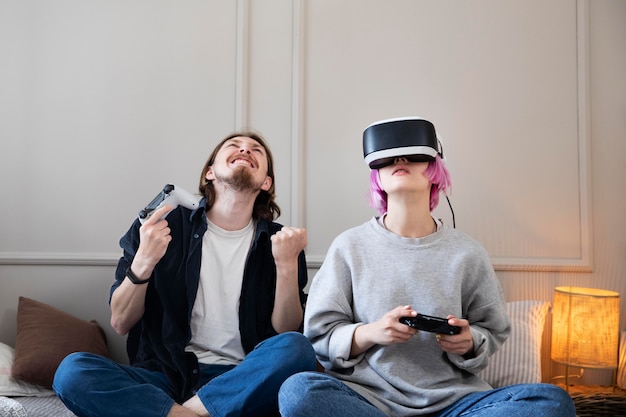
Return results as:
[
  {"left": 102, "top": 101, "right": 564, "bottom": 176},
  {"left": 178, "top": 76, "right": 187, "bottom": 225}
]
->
[
  {"left": 0, "top": 342, "right": 54, "bottom": 397},
  {"left": 617, "top": 329, "right": 626, "bottom": 389},
  {"left": 12, "top": 297, "right": 110, "bottom": 388},
  {"left": 479, "top": 300, "right": 550, "bottom": 388}
]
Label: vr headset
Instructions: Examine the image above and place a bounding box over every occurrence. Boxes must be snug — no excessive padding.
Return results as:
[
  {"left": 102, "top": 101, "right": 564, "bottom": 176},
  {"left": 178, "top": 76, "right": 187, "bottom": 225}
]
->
[{"left": 363, "top": 117, "right": 443, "bottom": 169}]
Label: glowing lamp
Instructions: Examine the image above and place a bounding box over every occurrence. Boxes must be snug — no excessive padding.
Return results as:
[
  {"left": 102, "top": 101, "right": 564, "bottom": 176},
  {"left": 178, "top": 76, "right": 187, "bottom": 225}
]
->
[{"left": 551, "top": 286, "right": 620, "bottom": 389}]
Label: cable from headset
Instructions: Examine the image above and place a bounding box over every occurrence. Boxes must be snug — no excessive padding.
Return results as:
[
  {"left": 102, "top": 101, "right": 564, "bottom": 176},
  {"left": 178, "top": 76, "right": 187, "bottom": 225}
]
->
[{"left": 445, "top": 195, "right": 456, "bottom": 228}]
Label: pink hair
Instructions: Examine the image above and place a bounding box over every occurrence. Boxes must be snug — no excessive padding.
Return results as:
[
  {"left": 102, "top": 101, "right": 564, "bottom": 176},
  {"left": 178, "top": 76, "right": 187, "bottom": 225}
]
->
[{"left": 368, "top": 155, "right": 452, "bottom": 215}]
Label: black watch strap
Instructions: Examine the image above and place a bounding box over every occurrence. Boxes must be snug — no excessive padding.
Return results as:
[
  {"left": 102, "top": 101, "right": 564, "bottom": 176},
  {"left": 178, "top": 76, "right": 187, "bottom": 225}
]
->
[{"left": 126, "top": 267, "right": 151, "bottom": 285}]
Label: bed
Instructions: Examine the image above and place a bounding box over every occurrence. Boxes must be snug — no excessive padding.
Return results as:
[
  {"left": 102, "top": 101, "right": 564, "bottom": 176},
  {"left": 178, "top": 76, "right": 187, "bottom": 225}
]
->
[
  {"left": 1, "top": 395, "right": 76, "bottom": 417},
  {"left": 0, "top": 298, "right": 564, "bottom": 416}
]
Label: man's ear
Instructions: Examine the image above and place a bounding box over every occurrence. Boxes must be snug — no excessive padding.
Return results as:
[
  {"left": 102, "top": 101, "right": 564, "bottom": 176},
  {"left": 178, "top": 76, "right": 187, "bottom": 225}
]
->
[
  {"left": 261, "top": 176, "right": 272, "bottom": 191},
  {"left": 205, "top": 167, "right": 215, "bottom": 181}
]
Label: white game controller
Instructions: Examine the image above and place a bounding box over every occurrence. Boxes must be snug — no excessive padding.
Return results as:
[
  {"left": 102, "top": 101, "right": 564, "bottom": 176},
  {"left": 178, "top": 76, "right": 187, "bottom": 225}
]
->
[{"left": 138, "top": 184, "right": 200, "bottom": 224}]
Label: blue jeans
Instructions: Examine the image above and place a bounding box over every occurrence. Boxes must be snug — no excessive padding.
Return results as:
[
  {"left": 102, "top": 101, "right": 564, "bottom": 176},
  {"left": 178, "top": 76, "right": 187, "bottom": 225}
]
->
[
  {"left": 278, "top": 372, "right": 576, "bottom": 417},
  {"left": 53, "top": 332, "right": 316, "bottom": 417}
]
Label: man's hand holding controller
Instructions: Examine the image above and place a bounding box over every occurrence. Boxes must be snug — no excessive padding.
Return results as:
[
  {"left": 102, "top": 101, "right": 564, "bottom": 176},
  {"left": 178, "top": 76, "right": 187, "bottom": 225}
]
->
[
  {"left": 138, "top": 184, "right": 200, "bottom": 224},
  {"left": 131, "top": 184, "right": 200, "bottom": 282},
  {"left": 111, "top": 205, "right": 175, "bottom": 335},
  {"left": 135, "top": 204, "right": 174, "bottom": 274}
]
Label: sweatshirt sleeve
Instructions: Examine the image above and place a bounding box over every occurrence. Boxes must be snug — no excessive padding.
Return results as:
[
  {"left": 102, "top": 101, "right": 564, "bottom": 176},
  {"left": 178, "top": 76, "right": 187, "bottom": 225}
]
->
[
  {"left": 304, "top": 235, "right": 364, "bottom": 370},
  {"left": 447, "top": 247, "right": 511, "bottom": 373}
]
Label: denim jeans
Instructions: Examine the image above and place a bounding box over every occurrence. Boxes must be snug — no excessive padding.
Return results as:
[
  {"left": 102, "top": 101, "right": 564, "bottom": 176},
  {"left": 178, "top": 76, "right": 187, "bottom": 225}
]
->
[
  {"left": 278, "top": 372, "right": 576, "bottom": 417},
  {"left": 53, "top": 332, "right": 316, "bottom": 417}
]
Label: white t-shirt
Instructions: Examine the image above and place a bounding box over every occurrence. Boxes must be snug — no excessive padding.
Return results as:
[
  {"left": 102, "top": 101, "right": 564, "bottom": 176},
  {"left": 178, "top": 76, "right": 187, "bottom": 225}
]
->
[{"left": 185, "top": 218, "right": 255, "bottom": 365}]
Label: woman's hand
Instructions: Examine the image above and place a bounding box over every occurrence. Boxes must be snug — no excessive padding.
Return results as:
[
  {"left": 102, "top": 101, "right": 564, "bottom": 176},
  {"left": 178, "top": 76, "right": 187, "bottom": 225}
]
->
[
  {"left": 435, "top": 316, "right": 474, "bottom": 356},
  {"left": 351, "top": 305, "right": 418, "bottom": 356}
]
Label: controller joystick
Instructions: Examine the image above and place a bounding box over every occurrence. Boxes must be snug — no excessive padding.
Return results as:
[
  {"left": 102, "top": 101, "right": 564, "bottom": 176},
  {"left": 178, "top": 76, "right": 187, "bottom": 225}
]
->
[{"left": 138, "top": 184, "right": 200, "bottom": 224}]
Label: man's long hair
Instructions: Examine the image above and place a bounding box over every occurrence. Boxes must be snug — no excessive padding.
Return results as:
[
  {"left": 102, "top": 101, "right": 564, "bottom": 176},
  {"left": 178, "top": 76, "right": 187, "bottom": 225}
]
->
[{"left": 199, "top": 131, "right": 281, "bottom": 221}]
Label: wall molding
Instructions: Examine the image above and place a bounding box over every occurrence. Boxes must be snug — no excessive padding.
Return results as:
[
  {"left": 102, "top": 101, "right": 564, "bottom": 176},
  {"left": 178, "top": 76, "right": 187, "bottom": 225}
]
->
[
  {"left": 574, "top": 0, "right": 593, "bottom": 270},
  {"left": 290, "top": 0, "right": 306, "bottom": 228},
  {"left": 305, "top": 255, "right": 592, "bottom": 273},
  {"left": 0, "top": 252, "right": 120, "bottom": 266},
  {"left": 300, "top": 0, "right": 593, "bottom": 274},
  {"left": 0, "top": 1, "right": 592, "bottom": 275},
  {"left": 487, "top": 0, "right": 590, "bottom": 273},
  {"left": 0, "top": 251, "right": 593, "bottom": 273},
  {"left": 235, "top": 0, "right": 249, "bottom": 129},
  {"left": 485, "top": 0, "right": 593, "bottom": 272}
]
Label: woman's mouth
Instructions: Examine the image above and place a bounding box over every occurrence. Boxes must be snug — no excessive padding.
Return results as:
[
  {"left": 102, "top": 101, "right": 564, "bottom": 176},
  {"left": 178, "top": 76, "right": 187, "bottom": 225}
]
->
[{"left": 392, "top": 167, "right": 409, "bottom": 175}]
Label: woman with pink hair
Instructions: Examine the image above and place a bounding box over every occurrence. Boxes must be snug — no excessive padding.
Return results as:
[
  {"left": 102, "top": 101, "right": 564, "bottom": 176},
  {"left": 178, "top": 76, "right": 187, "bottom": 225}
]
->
[{"left": 279, "top": 118, "right": 574, "bottom": 417}]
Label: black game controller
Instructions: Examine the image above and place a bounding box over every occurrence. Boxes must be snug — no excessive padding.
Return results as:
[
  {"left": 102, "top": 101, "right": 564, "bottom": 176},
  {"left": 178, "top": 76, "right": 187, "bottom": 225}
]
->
[{"left": 399, "top": 314, "right": 461, "bottom": 335}]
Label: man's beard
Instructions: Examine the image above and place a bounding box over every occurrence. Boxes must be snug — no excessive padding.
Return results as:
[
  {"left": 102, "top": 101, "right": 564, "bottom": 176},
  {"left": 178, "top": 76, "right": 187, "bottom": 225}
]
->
[{"left": 215, "top": 166, "right": 265, "bottom": 193}]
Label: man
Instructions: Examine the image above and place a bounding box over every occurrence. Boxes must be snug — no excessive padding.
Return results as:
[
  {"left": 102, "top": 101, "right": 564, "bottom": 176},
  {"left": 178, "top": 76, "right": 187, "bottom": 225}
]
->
[{"left": 54, "top": 131, "right": 316, "bottom": 417}]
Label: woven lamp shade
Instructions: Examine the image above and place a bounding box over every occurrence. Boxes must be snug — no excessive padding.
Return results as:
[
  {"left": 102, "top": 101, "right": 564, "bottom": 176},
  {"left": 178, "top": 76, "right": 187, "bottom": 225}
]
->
[{"left": 551, "top": 286, "right": 620, "bottom": 369}]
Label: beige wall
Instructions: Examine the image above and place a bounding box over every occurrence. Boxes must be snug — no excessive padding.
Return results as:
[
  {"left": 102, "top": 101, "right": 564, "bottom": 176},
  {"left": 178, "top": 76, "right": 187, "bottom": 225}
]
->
[{"left": 1, "top": 0, "right": 624, "bottom": 383}]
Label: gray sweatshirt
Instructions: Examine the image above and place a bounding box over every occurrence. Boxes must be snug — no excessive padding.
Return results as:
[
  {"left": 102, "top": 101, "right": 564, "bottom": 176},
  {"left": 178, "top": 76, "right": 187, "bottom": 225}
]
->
[{"left": 304, "top": 217, "right": 511, "bottom": 416}]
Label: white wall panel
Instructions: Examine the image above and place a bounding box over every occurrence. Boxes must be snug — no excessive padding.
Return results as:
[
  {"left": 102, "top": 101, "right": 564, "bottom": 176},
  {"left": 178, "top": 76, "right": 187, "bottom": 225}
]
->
[
  {"left": 301, "top": 0, "right": 591, "bottom": 271},
  {"left": 0, "top": 0, "right": 239, "bottom": 262}
]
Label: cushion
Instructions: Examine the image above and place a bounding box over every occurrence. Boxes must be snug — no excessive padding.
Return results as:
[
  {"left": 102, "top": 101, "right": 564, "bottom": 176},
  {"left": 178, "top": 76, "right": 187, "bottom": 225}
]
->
[
  {"left": 0, "top": 342, "right": 54, "bottom": 397},
  {"left": 12, "top": 297, "right": 110, "bottom": 388},
  {"left": 618, "top": 329, "right": 626, "bottom": 389},
  {"left": 479, "top": 300, "right": 550, "bottom": 388}
]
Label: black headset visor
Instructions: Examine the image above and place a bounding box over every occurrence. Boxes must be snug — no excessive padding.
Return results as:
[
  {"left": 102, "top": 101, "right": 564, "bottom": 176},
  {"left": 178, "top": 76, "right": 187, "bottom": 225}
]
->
[
  {"left": 363, "top": 118, "right": 440, "bottom": 169},
  {"left": 368, "top": 154, "right": 435, "bottom": 170}
]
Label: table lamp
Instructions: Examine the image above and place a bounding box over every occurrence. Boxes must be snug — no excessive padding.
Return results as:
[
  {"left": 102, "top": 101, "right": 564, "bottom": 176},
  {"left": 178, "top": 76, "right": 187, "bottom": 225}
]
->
[{"left": 551, "top": 286, "right": 620, "bottom": 390}]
